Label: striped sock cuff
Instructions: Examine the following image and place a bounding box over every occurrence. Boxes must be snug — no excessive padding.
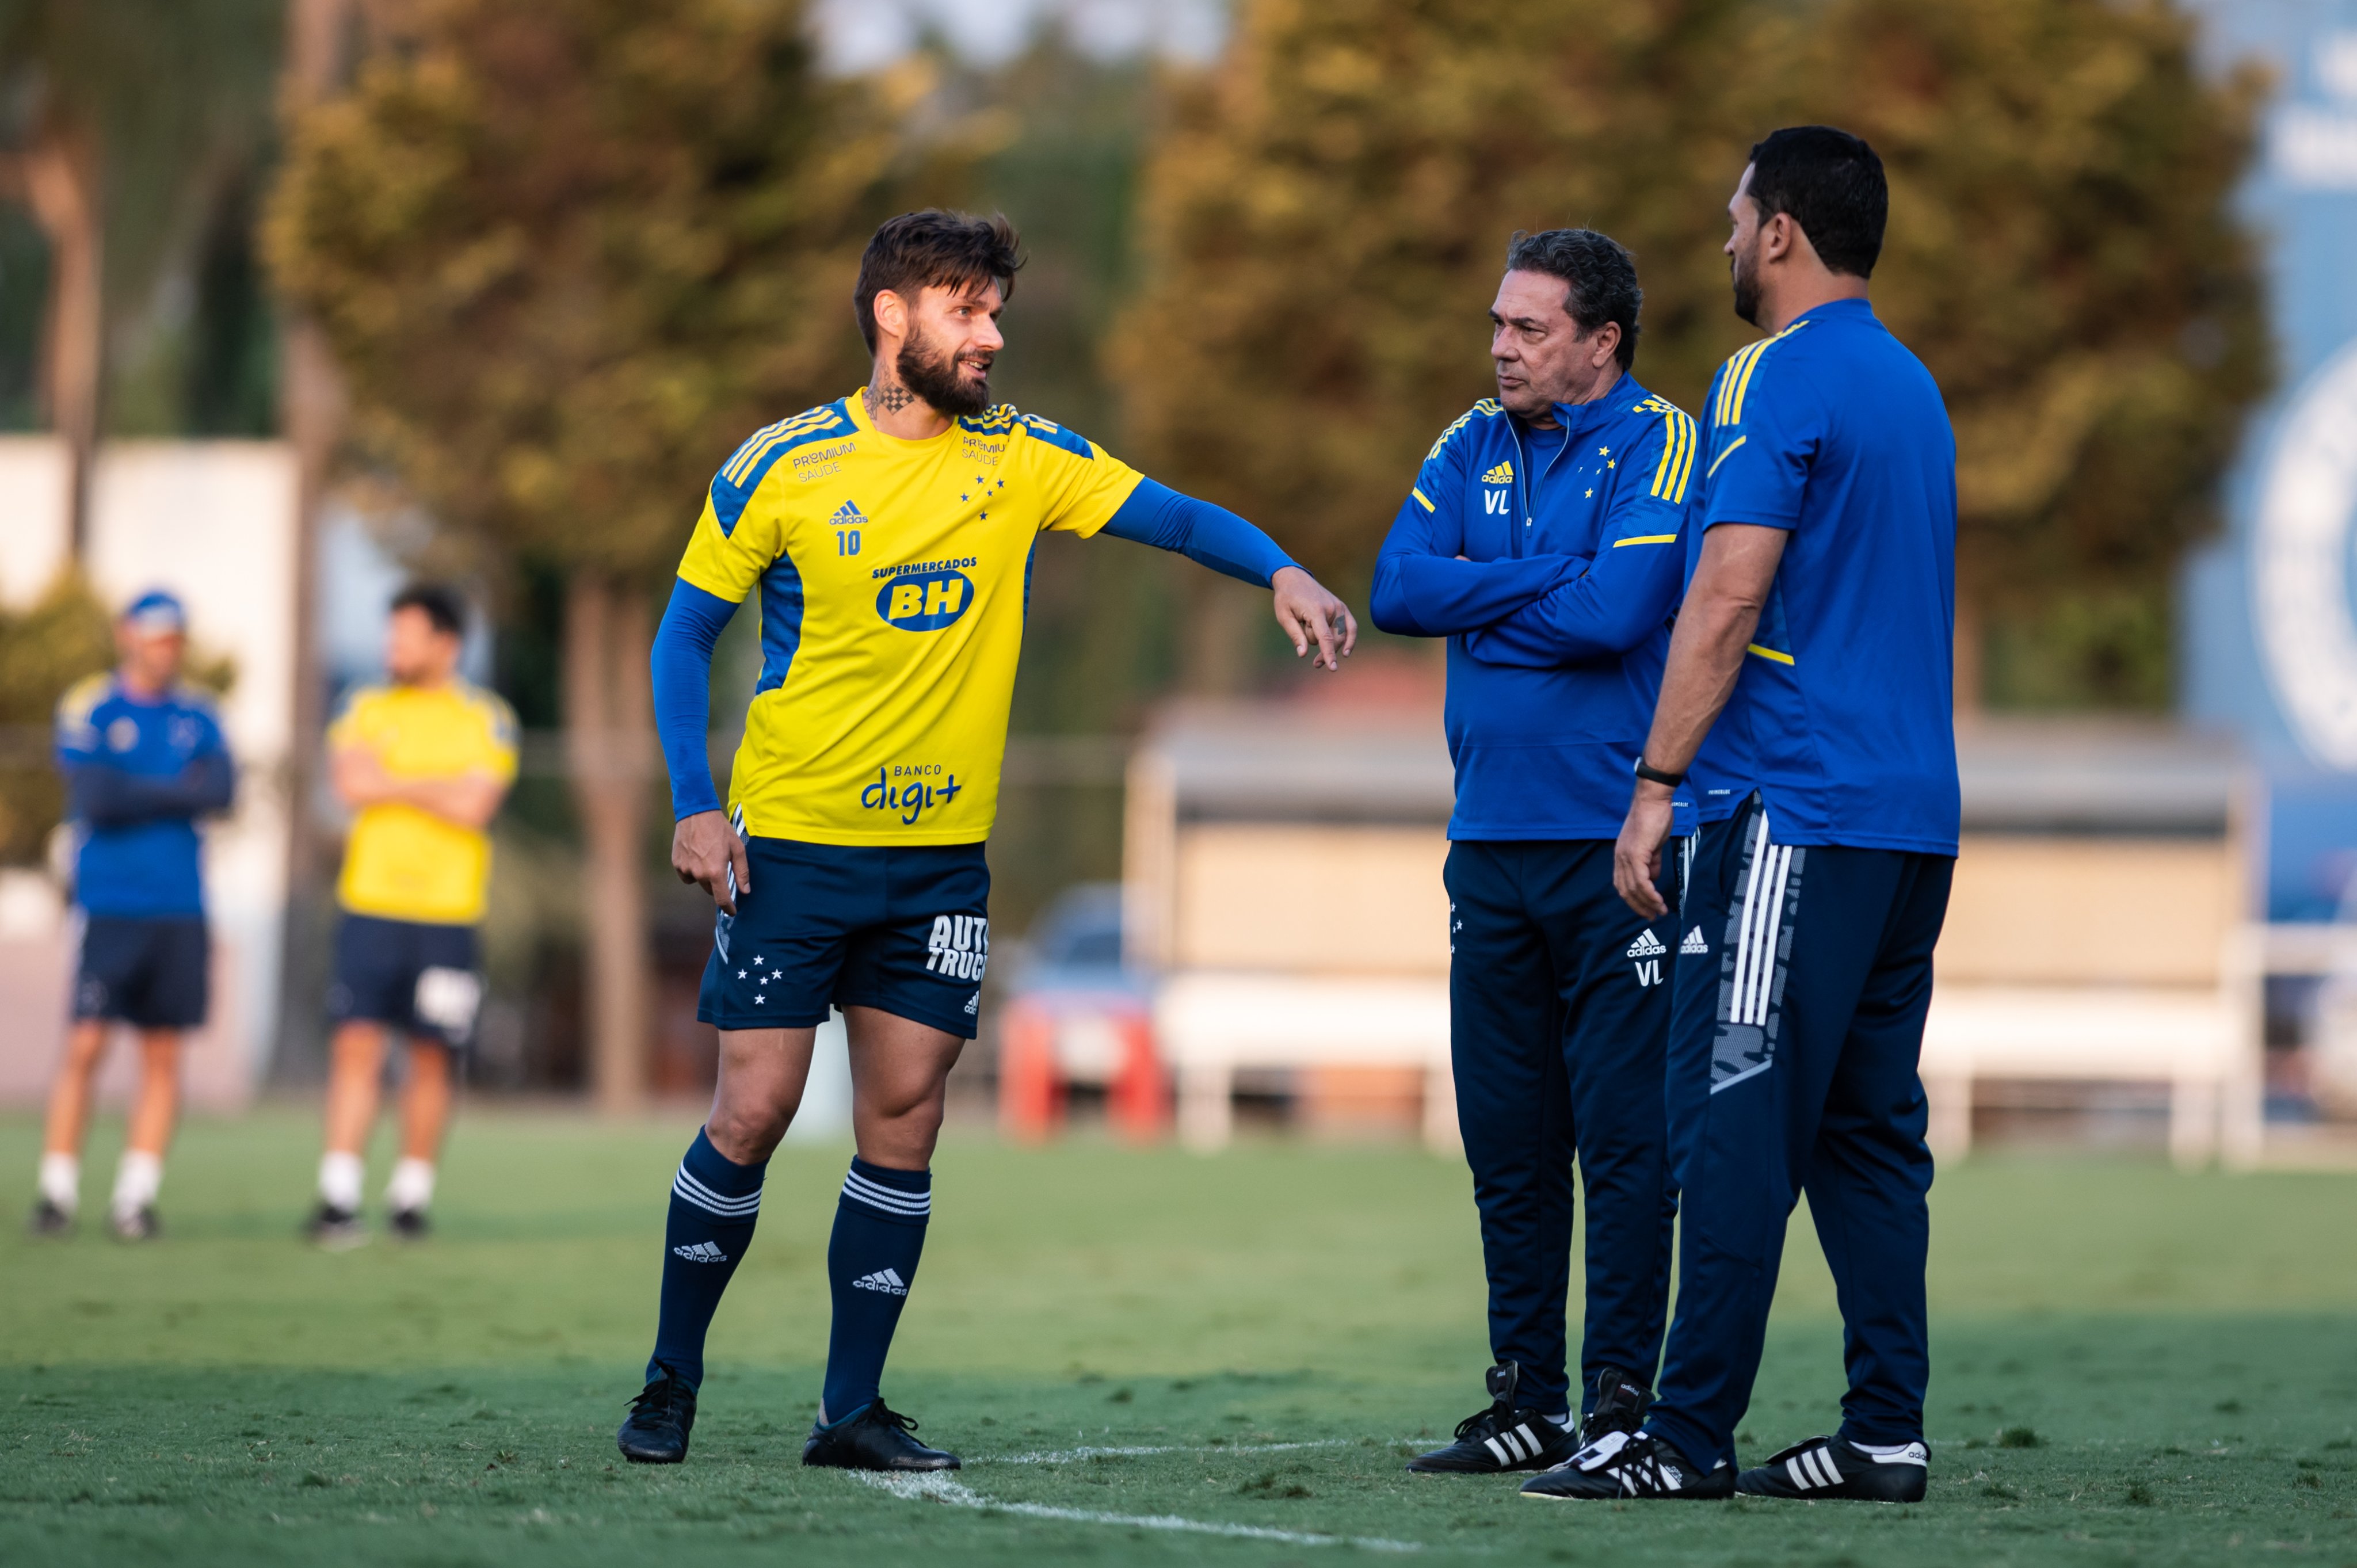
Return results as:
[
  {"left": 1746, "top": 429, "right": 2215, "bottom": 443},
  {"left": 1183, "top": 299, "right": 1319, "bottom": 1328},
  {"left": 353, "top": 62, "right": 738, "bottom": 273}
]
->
[
  {"left": 672, "top": 1129, "right": 765, "bottom": 1219},
  {"left": 840, "top": 1157, "right": 930, "bottom": 1220}
]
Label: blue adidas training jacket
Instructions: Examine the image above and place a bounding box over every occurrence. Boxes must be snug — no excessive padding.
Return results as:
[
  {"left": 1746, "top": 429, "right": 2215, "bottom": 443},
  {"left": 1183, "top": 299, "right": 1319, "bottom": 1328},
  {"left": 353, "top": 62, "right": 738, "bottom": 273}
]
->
[{"left": 1372, "top": 375, "right": 1700, "bottom": 841}]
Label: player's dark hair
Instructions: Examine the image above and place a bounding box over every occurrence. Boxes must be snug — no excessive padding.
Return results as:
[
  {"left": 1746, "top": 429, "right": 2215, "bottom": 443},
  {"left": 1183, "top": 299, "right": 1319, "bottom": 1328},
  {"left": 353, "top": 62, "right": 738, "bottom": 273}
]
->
[
  {"left": 853, "top": 210, "right": 1024, "bottom": 354},
  {"left": 1504, "top": 228, "right": 1642, "bottom": 370},
  {"left": 391, "top": 582, "right": 466, "bottom": 639},
  {"left": 1745, "top": 125, "right": 1887, "bottom": 278}
]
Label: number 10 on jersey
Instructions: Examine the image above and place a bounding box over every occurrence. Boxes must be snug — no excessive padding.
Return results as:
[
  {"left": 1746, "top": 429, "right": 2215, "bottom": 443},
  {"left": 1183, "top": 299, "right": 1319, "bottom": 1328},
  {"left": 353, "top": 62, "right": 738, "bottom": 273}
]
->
[{"left": 837, "top": 528, "right": 861, "bottom": 556}]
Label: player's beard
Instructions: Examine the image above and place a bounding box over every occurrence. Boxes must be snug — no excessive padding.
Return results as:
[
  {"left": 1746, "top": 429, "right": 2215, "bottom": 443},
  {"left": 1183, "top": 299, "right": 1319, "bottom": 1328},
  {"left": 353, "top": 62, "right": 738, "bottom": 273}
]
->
[
  {"left": 1730, "top": 238, "right": 1764, "bottom": 327},
  {"left": 896, "top": 325, "right": 993, "bottom": 417}
]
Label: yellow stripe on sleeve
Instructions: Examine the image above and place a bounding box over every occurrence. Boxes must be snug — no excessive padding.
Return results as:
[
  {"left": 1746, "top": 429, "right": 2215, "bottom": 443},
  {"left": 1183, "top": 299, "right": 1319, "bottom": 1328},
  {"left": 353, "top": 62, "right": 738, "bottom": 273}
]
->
[
  {"left": 1669, "top": 413, "right": 1697, "bottom": 503},
  {"left": 1611, "top": 534, "right": 1679, "bottom": 548},
  {"left": 1707, "top": 433, "right": 1748, "bottom": 478},
  {"left": 1745, "top": 642, "right": 1795, "bottom": 665},
  {"left": 1412, "top": 487, "right": 1436, "bottom": 513},
  {"left": 1650, "top": 416, "right": 1680, "bottom": 498}
]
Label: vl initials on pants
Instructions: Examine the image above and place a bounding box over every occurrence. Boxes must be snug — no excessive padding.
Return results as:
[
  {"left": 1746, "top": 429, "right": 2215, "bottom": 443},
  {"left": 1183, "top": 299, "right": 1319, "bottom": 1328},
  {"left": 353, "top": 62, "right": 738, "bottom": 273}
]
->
[{"left": 1647, "top": 792, "right": 1954, "bottom": 1468}]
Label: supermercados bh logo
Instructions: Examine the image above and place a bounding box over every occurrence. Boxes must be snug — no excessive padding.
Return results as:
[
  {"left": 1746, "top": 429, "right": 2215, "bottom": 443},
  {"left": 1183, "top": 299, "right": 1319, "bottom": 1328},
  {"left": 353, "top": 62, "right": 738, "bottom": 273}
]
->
[
  {"left": 874, "top": 556, "right": 979, "bottom": 631},
  {"left": 2255, "top": 335, "right": 2357, "bottom": 766}
]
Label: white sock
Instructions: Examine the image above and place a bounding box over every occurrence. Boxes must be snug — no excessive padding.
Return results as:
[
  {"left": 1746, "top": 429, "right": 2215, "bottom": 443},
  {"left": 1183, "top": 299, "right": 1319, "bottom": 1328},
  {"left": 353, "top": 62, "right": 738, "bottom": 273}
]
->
[
  {"left": 110, "top": 1151, "right": 162, "bottom": 1219},
  {"left": 1851, "top": 1439, "right": 1922, "bottom": 1456},
  {"left": 387, "top": 1157, "right": 436, "bottom": 1214},
  {"left": 1548, "top": 1412, "right": 1575, "bottom": 1430},
  {"left": 38, "top": 1152, "right": 78, "bottom": 1214},
  {"left": 318, "top": 1151, "right": 365, "bottom": 1212}
]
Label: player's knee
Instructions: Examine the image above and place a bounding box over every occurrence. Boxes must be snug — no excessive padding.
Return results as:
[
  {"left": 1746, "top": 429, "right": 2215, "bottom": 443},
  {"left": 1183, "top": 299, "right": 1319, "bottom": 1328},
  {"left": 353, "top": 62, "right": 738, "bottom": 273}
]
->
[{"left": 705, "top": 1098, "right": 792, "bottom": 1164}]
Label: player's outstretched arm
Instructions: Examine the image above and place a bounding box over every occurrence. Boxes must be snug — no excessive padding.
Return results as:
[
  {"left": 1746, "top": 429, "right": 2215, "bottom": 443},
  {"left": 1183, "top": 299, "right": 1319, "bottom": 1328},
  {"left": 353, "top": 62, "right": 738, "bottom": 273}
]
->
[
  {"left": 1099, "top": 479, "right": 1358, "bottom": 670},
  {"left": 650, "top": 577, "right": 752, "bottom": 912}
]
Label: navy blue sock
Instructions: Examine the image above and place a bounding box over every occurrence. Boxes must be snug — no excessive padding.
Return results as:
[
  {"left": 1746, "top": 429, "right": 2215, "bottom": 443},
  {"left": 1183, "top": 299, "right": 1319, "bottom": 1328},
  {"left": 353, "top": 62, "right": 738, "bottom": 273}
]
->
[
  {"left": 646, "top": 1128, "right": 765, "bottom": 1388},
  {"left": 820, "top": 1157, "right": 931, "bottom": 1423}
]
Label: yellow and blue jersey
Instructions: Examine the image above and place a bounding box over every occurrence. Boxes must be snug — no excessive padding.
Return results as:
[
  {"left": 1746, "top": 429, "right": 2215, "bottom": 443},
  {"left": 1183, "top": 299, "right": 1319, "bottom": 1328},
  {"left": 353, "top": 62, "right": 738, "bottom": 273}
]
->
[
  {"left": 330, "top": 680, "right": 518, "bottom": 924},
  {"left": 1371, "top": 375, "right": 1698, "bottom": 840},
  {"left": 1691, "top": 297, "right": 1959, "bottom": 854},
  {"left": 674, "top": 391, "right": 1146, "bottom": 846}
]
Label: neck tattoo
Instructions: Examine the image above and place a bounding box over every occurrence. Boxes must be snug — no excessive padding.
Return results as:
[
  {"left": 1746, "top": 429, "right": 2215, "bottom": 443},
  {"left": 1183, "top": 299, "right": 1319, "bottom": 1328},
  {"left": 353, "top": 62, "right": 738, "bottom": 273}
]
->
[{"left": 865, "top": 384, "right": 917, "bottom": 417}]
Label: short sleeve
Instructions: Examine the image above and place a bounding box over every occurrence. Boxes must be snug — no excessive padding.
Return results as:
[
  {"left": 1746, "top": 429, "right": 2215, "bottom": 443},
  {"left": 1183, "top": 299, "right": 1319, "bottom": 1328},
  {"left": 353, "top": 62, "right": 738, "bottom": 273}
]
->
[
  {"left": 1702, "top": 345, "right": 1818, "bottom": 533},
  {"left": 474, "top": 693, "right": 520, "bottom": 784},
  {"left": 326, "top": 685, "right": 373, "bottom": 753},
  {"left": 1021, "top": 414, "right": 1147, "bottom": 537},
  {"left": 676, "top": 480, "right": 785, "bottom": 605}
]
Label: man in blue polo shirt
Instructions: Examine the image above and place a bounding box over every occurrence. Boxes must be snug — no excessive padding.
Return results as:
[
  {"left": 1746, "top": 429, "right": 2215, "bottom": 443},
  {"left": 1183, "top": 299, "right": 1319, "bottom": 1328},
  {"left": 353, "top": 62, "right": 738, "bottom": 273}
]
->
[
  {"left": 31, "top": 590, "right": 235, "bottom": 1241},
  {"left": 1523, "top": 127, "right": 1957, "bottom": 1504},
  {"left": 1372, "top": 228, "right": 1695, "bottom": 1474}
]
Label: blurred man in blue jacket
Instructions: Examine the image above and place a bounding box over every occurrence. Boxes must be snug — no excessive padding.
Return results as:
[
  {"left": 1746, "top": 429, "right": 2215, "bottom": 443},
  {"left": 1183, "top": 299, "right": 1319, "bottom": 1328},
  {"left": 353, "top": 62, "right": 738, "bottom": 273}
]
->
[
  {"left": 31, "top": 590, "right": 234, "bottom": 1241},
  {"left": 1372, "top": 229, "right": 1698, "bottom": 1474}
]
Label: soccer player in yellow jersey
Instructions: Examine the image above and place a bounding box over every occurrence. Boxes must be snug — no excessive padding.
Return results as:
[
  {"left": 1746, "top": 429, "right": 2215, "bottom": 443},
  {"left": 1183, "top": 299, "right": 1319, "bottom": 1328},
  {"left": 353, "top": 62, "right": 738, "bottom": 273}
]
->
[
  {"left": 616, "top": 211, "right": 1357, "bottom": 1471},
  {"left": 307, "top": 584, "right": 517, "bottom": 1247}
]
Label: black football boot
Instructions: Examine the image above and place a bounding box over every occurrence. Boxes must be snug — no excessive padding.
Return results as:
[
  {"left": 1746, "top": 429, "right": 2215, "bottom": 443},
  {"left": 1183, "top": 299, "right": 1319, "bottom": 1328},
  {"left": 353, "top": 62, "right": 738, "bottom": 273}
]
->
[
  {"left": 1405, "top": 1360, "right": 1578, "bottom": 1475},
  {"left": 1736, "top": 1435, "right": 1929, "bottom": 1501},
  {"left": 616, "top": 1367, "right": 698, "bottom": 1464},
  {"left": 802, "top": 1400, "right": 960, "bottom": 1471},
  {"left": 1519, "top": 1429, "right": 1734, "bottom": 1501},
  {"left": 1578, "top": 1365, "right": 1653, "bottom": 1445}
]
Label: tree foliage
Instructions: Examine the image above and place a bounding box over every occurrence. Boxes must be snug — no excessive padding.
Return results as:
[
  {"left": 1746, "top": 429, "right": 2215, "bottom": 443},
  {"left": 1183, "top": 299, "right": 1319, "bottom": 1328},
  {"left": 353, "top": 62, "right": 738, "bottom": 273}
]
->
[
  {"left": 1118, "top": 0, "right": 2267, "bottom": 705},
  {"left": 264, "top": 0, "right": 917, "bottom": 581}
]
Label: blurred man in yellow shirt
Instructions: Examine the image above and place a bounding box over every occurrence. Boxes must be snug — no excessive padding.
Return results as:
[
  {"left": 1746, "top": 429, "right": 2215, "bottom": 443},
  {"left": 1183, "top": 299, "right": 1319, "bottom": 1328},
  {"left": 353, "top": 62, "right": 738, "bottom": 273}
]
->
[{"left": 308, "top": 584, "right": 516, "bottom": 1246}]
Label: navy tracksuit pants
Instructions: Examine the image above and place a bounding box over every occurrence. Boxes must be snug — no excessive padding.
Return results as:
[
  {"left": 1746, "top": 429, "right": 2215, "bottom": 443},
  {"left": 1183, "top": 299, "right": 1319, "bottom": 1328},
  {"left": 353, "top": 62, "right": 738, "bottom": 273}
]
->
[
  {"left": 1647, "top": 793, "right": 1954, "bottom": 1468},
  {"left": 1445, "top": 839, "right": 1678, "bottom": 1420}
]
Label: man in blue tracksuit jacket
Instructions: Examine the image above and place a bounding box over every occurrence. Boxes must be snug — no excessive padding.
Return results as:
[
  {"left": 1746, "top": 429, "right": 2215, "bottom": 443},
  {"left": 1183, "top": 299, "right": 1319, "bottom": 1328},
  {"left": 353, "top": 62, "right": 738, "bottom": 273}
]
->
[{"left": 1372, "top": 228, "right": 1698, "bottom": 1474}]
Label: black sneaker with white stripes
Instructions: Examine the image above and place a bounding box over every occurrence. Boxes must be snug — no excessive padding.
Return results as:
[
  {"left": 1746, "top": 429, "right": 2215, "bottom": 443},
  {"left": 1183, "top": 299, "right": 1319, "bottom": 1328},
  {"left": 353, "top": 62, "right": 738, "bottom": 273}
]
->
[
  {"left": 1518, "top": 1430, "right": 1734, "bottom": 1500},
  {"left": 1405, "top": 1361, "right": 1578, "bottom": 1475},
  {"left": 1736, "top": 1435, "right": 1928, "bottom": 1501},
  {"left": 1578, "top": 1365, "right": 1652, "bottom": 1444}
]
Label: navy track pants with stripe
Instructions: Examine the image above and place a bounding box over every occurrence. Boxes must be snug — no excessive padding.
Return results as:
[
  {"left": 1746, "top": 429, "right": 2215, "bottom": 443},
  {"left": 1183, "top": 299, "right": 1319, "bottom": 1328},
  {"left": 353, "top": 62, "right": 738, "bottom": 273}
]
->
[
  {"left": 1444, "top": 839, "right": 1679, "bottom": 1419},
  {"left": 1647, "top": 793, "right": 1954, "bottom": 1467}
]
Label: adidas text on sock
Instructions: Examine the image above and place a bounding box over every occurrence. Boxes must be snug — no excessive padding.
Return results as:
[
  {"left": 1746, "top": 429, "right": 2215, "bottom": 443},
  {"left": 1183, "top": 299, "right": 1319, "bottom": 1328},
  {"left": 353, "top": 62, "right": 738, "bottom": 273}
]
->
[
  {"left": 821, "top": 1157, "right": 932, "bottom": 1420},
  {"left": 646, "top": 1127, "right": 766, "bottom": 1388}
]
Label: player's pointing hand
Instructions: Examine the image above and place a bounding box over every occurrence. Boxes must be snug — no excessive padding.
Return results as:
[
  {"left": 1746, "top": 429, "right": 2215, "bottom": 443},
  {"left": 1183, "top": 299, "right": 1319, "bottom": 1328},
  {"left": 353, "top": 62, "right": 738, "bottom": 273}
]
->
[{"left": 1272, "top": 565, "right": 1358, "bottom": 672}]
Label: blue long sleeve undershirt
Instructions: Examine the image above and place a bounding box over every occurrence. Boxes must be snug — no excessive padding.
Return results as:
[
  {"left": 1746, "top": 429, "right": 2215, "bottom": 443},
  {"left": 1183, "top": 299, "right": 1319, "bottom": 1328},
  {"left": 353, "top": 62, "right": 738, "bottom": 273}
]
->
[
  {"left": 1099, "top": 478, "right": 1295, "bottom": 587},
  {"left": 68, "top": 751, "right": 235, "bottom": 828},
  {"left": 649, "top": 479, "right": 1296, "bottom": 822}
]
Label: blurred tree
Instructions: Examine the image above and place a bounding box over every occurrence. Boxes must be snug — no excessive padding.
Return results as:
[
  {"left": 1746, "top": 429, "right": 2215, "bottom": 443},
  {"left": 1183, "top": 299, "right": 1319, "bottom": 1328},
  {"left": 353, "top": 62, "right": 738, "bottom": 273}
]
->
[
  {"left": 0, "top": 575, "right": 113, "bottom": 866},
  {"left": 267, "top": 0, "right": 920, "bottom": 1108},
  {"left": 0, "top": 0, "right": 281, "bottom": 541},
  {"left": 1119, "top": 0, "right": 2267, "bottom": 709}
]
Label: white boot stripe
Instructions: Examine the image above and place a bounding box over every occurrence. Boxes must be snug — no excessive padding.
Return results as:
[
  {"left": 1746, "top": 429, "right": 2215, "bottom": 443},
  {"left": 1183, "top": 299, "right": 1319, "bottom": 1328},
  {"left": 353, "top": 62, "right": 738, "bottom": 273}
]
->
[
  {"left": 1788, "top": 1455, "right": 1812, "bottom": 1489},
  {"left": 1485, "top": 1436, "right": 1512, "bottom": 1467}
]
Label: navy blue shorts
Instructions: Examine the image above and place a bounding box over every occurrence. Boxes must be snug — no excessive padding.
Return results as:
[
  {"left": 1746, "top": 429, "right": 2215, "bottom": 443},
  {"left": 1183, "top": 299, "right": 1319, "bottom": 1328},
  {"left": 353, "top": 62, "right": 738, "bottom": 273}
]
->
[
  {"left": 75, "top": 915, "right": 209, "bottom": 1029},
  {"left": 328, "top": 913, "right": 483, "bottom": 1049},
  {"left": 697, "top": 837, "right": 991, "bottom": 1039}
]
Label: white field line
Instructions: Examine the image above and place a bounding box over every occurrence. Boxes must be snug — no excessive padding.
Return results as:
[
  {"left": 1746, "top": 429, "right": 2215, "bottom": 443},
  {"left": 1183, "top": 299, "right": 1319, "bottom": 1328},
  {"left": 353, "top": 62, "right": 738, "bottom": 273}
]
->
[
  {"left": 849, "top": 1441, "right": 1424, "bottom": 1553},
  {"left": 983, "top": 1439, "right": 1356, "bottom": 1466}
]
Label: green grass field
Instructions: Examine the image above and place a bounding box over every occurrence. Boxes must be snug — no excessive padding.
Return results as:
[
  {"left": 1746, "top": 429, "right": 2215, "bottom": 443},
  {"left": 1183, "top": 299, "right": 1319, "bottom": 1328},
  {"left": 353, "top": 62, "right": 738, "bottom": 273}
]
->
[{"left": 3, "top": 1110, "right": 2354, "bottom": 1566}]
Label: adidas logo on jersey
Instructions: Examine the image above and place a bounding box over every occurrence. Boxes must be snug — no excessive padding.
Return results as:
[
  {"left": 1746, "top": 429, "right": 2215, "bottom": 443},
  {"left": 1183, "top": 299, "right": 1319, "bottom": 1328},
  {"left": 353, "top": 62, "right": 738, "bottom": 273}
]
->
[
  {"left": 1681, "top": 927, "right": 1710, "bottom": 955},
  {"left": 672, "top": 1241, "right": 730, "bottom": 1264},
  {"left": 1482, "top": 460, "right": 1514, "bottom": 484},
  {"left": 1626, "top": 929, "right": 1666, "bottom": 958},
  {"left": 852, "top": 1268, "right": 910, "bottom": 1296},
  {"left": 831, "top": 499, "right": 865, "bottom": 525}
]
